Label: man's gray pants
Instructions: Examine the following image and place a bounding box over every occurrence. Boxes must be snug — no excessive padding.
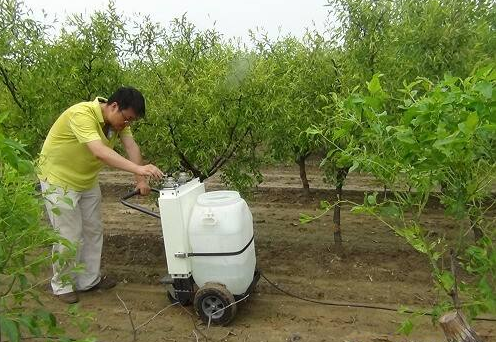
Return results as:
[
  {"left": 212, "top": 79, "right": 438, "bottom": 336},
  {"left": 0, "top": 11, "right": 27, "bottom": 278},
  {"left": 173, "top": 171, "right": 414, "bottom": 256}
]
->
[{"left": 40, "top": 181, "right": 102, "bottom": 295}]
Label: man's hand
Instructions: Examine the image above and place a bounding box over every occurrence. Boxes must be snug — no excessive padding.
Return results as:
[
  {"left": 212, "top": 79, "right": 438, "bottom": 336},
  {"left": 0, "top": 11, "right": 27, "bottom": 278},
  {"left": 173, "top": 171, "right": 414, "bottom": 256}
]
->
[
  {"left": 120, "top": 136, "right": 164, "bottom": 179},
  {"left": 135, "top": 179, "right": 151, "bottom": 195},
  {"left": 136, "top": 164, "right": 164, "bottom": 179}
]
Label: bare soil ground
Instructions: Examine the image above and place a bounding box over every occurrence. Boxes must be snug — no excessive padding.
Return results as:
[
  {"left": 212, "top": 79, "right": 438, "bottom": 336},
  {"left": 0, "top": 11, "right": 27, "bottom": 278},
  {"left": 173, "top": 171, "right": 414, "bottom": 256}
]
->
[{"left": 40, "top": 165, "right": 496, "bottom": 342}]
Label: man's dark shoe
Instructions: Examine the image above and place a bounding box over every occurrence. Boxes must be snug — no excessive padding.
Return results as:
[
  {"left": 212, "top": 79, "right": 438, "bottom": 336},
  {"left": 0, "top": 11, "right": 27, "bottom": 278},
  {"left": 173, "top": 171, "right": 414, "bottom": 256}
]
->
[
  {"left": 57, "top": 292, "right": 79, "bottom": 304},
  {"left": 82, "top": 275, "right": 117, "bottom": 292}
]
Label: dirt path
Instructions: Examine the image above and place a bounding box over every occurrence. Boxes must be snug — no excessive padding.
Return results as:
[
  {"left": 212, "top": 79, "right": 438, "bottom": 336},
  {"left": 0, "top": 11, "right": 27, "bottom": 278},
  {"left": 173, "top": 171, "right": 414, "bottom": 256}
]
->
[
  {"left": 44, "top": 167, "right": 495, "bottom": 342},
  {"left": 43, "top": 284, "right": 484, "bottom": 342}
]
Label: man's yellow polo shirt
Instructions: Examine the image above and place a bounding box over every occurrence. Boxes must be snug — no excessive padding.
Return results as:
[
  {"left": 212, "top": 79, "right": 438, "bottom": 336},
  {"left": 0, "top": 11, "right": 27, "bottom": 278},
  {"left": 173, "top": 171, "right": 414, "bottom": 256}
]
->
[{"left": 38, "top": 97, "right": 132, "bottom": 191}]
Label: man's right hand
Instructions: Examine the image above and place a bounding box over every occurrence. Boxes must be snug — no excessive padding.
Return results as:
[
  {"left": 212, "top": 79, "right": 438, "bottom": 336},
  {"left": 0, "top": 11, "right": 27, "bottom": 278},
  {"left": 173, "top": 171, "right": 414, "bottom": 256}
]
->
[{"left": 136, "top": 164, "right": 164, "bottom": 179}]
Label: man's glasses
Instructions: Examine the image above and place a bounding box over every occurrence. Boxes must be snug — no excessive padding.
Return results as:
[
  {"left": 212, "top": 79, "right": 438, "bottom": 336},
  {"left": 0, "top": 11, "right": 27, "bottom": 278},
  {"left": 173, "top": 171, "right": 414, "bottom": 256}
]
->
[{"left": 119, "top": 109, "right": 136, "bottom": 125}]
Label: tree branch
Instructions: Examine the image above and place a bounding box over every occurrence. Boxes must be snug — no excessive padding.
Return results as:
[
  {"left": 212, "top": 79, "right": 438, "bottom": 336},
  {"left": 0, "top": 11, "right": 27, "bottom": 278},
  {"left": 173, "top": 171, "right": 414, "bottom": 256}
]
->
[
  {"left": 167, "top": 124, "right": 204, "bottom": 179},
  {"left": 0, "top": 64, "right": 26, "bottom": 112},
  {"left": 207, "top": 127, "right": 251, "bottom": 178},
  {"left": 116, "top": 293, "right": 137, "bottom": 342}
]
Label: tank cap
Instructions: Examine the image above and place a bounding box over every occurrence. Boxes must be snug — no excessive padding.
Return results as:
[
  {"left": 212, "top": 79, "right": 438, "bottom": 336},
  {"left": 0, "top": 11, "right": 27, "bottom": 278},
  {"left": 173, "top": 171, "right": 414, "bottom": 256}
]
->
[{"left": 197, "top": 191, "right": 241, "bottom": 206}]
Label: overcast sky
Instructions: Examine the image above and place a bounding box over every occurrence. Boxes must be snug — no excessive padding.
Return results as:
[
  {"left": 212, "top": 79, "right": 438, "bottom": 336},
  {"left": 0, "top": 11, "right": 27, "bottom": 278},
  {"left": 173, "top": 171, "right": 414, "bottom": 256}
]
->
[{"left": 23, "top": 0, "right": 334, "bottom": 42}]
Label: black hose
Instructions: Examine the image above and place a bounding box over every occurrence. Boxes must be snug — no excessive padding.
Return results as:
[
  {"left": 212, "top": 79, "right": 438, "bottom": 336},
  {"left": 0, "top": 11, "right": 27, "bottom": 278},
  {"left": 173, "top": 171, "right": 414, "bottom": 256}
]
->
[
  {"left": 120, "top": 188, "right": 161, "bottom": 219},
  {"left": 259, "top": 271, "right": 496, "bottom": 322}
]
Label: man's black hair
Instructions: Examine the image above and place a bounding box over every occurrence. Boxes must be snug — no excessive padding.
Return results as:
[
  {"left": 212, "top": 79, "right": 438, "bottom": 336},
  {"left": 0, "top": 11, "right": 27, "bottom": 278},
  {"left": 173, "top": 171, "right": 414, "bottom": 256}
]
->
[{"left": 107, "top": 87, "right": 146, "bottom": 118}]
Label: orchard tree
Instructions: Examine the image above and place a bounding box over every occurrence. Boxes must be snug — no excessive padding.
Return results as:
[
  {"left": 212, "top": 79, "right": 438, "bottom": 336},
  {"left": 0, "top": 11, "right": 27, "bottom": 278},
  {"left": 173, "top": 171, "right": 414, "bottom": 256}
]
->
[
  {"left": 328, "top": 0, "right": 496, "bottom": 91},
  {"left": 128, "top": 17, "right": 268, "bottom": 191},
  {"left": 0, "top": 0, "right": 48, "bottom": 150},
  {"left": 28, "top": 2, "right": 127, "bottom": 150},
  {"left": 0, "top": 0, "right": 127, "bottom": 152},
  {"left": 330, "top": 70, "right": 495, "bottom": 337},
  {"left": 255, "top": 33, "right": 341, "bottom": 195},
  {"left": 386, "top": 0, "right": 495, "bottom": 85},
  {"left": 328, "top": 0, "right": 394, "bottom": 90},
  {"left": 42, "top": 2, "right": 127, "bottom": 103},
  {"left": 316, "top": 0, "right": 496, "bottom": 249}
]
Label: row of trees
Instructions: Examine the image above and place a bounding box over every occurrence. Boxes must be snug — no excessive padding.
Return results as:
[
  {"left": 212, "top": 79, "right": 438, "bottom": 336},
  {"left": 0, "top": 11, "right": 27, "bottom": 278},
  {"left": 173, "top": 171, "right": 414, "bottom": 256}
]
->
[
  {"left": 1, "top": 0, "right": 493, "bottom": 185},
  {"left": 311, "top": 69, "right": 495, "bottom": 335},
  {"left": 0, "top": 0, "right": 494, "bottom": 340}
]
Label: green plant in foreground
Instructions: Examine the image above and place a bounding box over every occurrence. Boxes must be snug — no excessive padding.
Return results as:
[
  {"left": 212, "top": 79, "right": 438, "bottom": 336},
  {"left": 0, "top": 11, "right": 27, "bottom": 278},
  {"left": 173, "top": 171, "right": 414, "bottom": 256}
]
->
[{"left": 0, "top": 113, "right": 95, "bottom": 342}]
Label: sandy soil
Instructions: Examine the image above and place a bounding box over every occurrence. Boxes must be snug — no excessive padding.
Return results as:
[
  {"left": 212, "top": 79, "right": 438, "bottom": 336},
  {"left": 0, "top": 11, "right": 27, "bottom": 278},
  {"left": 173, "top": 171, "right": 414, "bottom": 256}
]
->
[{"left": 40, "top": 166, "right": 495, "bottom": 342}]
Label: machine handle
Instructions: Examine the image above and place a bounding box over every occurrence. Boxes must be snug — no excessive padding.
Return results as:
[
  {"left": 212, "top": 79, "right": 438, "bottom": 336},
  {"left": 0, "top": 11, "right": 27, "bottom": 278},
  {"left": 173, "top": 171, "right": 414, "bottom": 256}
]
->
[{"left": 120, "top": 188, "right": 161, "bottom": 219}]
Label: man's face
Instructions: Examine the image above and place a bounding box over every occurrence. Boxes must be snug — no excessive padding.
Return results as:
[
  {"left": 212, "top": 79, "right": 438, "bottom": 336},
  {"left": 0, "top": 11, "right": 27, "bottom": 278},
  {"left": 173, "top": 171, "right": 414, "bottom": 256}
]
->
[{"left": 109, "top": 102, "right": 137, "bottom": 131}]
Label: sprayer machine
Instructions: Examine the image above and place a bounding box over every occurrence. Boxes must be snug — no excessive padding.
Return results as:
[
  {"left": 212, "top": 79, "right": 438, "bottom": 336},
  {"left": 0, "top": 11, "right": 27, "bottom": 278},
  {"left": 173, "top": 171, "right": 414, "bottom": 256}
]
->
[{"left": 121, "top": 174, "right": 259, "bottom": 325}]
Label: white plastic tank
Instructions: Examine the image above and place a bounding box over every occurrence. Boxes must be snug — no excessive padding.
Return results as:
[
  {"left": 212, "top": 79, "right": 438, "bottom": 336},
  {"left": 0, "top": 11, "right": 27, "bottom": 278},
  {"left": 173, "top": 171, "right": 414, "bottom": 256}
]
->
[{"left": 188, "top": 191, "right": 256, "bottom": 295}]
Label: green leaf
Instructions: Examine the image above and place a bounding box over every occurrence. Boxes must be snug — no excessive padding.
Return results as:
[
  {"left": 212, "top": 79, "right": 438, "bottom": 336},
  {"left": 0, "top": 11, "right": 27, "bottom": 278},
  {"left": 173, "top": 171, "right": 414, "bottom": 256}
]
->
[
  {"left": 395, "top": 128, "right": 416, "bottom": 144},
  {"left": 474, "top": 81, "right": 492, "bottom": 99},
  {"left": 378, "top": 204, "right": 400, "bottom": 218},
  {"left": 397, "top": 319, "right": 413, "bottom": 336},
  {"left": 336, "top": 154, "right": 352, "bottom": 168},
  {"left": 16, "top": 159, "right": 34, "bottom": 175},
  {"left": 34, "top": 309, "right": 57, "bottom": 328},
  {"left": 432, "top": 252, "right": 441, "bottom": 261},
  {"left": 349, "top": 160, "right": 360, "bottom": 173},
  {"left": 458, "top": 112, "right": 479, "bottom": 135},
  {"left": 19, "top": 315, "right": 41, "bottom": 336},
  {"left": 367, "top": 193, "right": 377, "bottom": 205},
  {"left": 0, "top": 316, "right": 20, "bottom": 342},
  {"left": 433, "top": 131, "right": 460, "bottom": 149},
  {"left": 397, "top": 227, "right": 428, "bottom": 254},
  {"left": 481, "top": 124, "right": 496, "bottom": 132},
  {"left": 3, "top": 138, "right": 28, "bottom": 155},
  {"left": 333, "top": 128, "right": 348, "bottom": 140},
  {"left": 299, "top": 213, "right": 313, "bottom": 224},
  {"left": 367, "top": 74, "right": 383, "bottom": 94},
  {"left": 439, "top": 271, "right": 454, "bottom": 292},
  {"left": 0, "top": 113, "right": 8, "bottom": 124},
  {"left": 305, "top": 127, "right": 322, "bottom": 135},
  {"left": 319, "top": 200, "right": 331, "bottom": 210},
  {"left": 350, "top": 205, "right": 373, "bottom": 214}
]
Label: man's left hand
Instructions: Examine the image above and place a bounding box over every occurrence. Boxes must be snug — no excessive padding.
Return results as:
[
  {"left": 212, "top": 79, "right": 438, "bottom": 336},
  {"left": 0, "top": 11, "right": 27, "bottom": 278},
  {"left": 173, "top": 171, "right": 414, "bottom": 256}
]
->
[{"left": 135, "top": 179, "right": 151, "bottom": 195}]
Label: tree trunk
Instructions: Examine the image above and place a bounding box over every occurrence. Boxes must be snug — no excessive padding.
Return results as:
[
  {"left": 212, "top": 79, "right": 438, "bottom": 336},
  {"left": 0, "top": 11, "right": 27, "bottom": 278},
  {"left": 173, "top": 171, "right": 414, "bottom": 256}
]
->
[
  {"left": 296, "top": 155, "right": 310, "bottom": 196},
  {"left": 332, "top": 167, "right": 349, "bottom": 249},
  {"left": 439, "top": 311, "right": 483, "bottom": 342}
]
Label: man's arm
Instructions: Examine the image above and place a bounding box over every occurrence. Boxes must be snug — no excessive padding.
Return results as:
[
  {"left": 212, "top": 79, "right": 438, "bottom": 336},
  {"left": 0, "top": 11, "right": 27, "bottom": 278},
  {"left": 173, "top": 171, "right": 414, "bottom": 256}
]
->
[
  {"left": 120, "top": 135, "right": 154, "bottom": 195},
  {"left": 86, "top": 139, "right": 163, "bottom": 182}
]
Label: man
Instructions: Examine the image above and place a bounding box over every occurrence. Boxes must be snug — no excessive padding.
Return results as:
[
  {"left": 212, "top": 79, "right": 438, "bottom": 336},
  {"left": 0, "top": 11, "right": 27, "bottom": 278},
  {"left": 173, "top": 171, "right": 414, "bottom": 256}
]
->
[{"left": 38, "top": 87, "right": 163, "bottom": 304}]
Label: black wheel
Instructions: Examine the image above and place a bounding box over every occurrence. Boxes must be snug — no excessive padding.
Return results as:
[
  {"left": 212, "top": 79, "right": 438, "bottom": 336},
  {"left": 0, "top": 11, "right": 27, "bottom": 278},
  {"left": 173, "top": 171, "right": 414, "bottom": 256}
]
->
[{"left": 194, "top": 282, "right": 237, "bottom": 326}]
